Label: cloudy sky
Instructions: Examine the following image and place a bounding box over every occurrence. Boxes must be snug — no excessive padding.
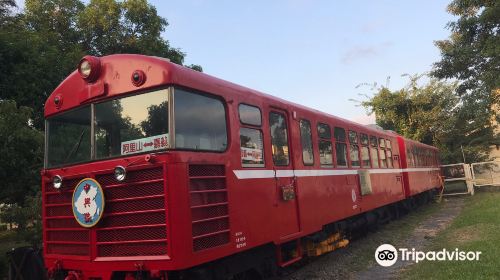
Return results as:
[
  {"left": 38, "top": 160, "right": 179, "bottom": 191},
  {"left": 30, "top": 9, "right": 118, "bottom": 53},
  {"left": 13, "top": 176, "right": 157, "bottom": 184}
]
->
[{"left": 16, "top": 0, "right": 455, "bottom": 124}]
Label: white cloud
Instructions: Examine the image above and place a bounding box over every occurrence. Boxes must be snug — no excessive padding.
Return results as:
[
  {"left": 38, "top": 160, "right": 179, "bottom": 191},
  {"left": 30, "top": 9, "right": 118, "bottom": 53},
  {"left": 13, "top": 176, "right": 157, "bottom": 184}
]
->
[{"left": 341, "top": 41, "right": 393, "bottom": 64}]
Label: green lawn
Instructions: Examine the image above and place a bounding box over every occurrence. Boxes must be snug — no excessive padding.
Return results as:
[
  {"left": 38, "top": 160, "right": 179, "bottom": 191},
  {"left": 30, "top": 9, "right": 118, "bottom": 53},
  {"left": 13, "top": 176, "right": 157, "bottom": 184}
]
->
[{"left": 401, "top": 191, "right": 500, "bottom": 279}]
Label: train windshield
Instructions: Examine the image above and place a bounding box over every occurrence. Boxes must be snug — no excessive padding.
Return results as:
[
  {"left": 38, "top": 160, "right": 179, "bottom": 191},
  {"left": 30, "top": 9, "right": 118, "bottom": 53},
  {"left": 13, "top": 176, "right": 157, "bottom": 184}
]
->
[
  {"left": 46, "top": 89, "right": 169, "bottom": 168},
  {"left": 46, "top": 87, "right": 227, "bottom": 168},
  {"left": 47, "top": 106, "right": 92, "bottom": 167},
  {"left": 95, "top": 89, "right": 169, "bottom": 159}
]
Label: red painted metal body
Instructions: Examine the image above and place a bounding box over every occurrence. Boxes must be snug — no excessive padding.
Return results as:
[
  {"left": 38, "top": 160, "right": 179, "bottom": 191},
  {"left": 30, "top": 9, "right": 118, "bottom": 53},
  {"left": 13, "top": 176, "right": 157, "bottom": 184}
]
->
[
  {"left": 42, "top": 55, "right": 441, "bottom": 279},
  {"left": 397, "top": 137, "right": 441, "bottom": 197}
]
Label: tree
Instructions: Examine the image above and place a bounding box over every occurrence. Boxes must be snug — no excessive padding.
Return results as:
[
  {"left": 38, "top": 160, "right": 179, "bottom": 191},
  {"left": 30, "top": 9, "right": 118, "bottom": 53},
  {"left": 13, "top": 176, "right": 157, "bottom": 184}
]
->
[
  {"left": 0, "top": 100, "right": 43, "bottom": 205},
  {"left": 1, "top": 0, "right": 202, "bottom": 129},
  {"left": 141, "top": 101, "right": 168, "bottom": 136},
  {"left": 78, "top": 0, "right": 184, "bottom": 63},
  {"left": 360, "top": 75, "right": 495, "bottom": 163},
  {"left": 432, "top": 0, "right": 499, "bottom": 106},
  {"left": 0, "top": 0, "right": 15, "bottom": 20}
]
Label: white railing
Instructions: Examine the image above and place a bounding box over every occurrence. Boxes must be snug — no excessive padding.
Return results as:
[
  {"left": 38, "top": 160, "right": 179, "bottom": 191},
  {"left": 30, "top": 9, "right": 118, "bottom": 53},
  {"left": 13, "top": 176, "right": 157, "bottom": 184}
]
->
[
  {"left": 471, "top": 161, "right": 500, "bottom": 187},
  {"left": 440, "top": 163, "right": 474, "bottom": 196}
]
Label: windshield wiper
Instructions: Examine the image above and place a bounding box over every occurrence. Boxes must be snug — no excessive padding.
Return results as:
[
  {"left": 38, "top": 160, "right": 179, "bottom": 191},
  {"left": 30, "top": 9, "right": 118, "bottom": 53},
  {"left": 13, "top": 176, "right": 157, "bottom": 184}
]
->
[{"left": 64, "top": 128, "right": 87, "bottom": 163}]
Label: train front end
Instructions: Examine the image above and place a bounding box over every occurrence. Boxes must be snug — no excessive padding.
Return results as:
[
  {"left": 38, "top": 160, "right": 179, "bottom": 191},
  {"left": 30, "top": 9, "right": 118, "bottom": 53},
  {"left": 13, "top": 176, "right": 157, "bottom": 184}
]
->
[{"left": 41, "top": 55, "right": 230, "bottom": 279}]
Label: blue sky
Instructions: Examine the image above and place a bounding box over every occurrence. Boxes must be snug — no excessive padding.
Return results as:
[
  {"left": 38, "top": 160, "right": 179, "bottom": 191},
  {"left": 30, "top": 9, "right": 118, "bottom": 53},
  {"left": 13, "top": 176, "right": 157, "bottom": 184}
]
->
[
  {"left": 153, "top": 0, "right": 455, "bottom": 124},
  {"left": 17, "top": 0, "right": 455, "bottom": 124}
]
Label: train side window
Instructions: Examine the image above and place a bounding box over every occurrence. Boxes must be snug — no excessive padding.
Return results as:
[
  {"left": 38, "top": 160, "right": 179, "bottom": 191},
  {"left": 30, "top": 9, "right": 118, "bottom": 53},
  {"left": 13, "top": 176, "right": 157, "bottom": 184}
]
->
[
  {"left": 415, "top": 147, "right": 420, "bottom": 167},
  {"left": 379, "top": 137, "right": 387, "bottom": 168},
  {"left": 360, "top": 133, "right": 369, "bottom": 146},
  {"left": 414, "top": 147, "right": 419, "bottom": 167},
  {"left": 300, "top": 119, "right": 314, "bottom": 165},
  {"left": 317, "top": 123, "right": 331, "bottom": 138},
  {"left": 240, "top": 128, "right": 264, "bottom": 167},
  {"left": 239, "top": 104, "right": 262, "bottom": 126},
  {"left": 334, "top": 127, "right": 348, "bottom": 167},
  {"left": 174, "top": 89, "right": 227, "bottom": 151},
  {"left": 386, "top": 139, "right": 393, "bottom": 168},
  {"left": 370, "top": 136, "right": 379, "bottom": 168},
  {"left": 349, "top": 131, "right": 360, "bottom": 167},
  {"left": 360, "top": 133, "right": 371, "bottom": 167},
  {"left": 406, "top": 146, "right": 413, "bottom": 167},
  {"left": 318, "top": 123, "right": 333, "bottom": 167},
  {"left": 269, "top": 112, "right": 289, "bottom": 166}
]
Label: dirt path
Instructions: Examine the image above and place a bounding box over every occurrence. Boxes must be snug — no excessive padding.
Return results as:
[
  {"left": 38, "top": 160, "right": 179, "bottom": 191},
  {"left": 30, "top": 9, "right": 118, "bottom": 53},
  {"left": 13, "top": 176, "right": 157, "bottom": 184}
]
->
[
  {"left": 354, "top": 197, "right": 464, "bottom": 280},
  {"left": 278, "top": 197, "right": 465, "bottom": 280}
]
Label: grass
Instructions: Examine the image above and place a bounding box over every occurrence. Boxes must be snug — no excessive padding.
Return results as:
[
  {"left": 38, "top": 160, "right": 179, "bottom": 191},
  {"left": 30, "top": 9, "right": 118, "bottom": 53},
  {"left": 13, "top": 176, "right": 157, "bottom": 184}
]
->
[{"left": 401, "top": 191, "right": 500, "bottom": 279}]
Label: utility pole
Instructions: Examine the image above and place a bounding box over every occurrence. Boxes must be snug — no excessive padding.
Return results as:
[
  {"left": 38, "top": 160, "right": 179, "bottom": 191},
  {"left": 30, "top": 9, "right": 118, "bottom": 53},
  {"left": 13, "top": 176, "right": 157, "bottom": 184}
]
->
[{"left": 461, "top": 145, "right": 466, "bottom": 163}]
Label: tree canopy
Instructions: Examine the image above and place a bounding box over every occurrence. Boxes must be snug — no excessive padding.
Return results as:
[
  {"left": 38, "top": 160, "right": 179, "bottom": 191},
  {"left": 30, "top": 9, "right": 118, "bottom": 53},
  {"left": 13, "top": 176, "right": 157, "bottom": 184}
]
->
[
  {"left": 1, "top": 0, "right": 201, "bottom": 129},
  {"left": 432, "top": 0, "right": 499, "bottom": 106},
  {"left": 0, "top": 100, "right": 43, "bottom": 205},
  {"left": 361, "top": 75, "right": 496, "bottom": 164}
]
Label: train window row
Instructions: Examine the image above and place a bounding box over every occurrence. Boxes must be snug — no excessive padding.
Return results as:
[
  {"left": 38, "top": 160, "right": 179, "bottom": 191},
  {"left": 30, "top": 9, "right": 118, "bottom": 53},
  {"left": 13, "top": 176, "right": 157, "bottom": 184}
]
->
[
  {"left": 312, "top": 125, "right": 394, "bottom": 169},
  {"left": 406, "top": 145, "right": 438, "bottom": 167},
  {"left": 237, "top": 104, "right": 395, "bottom": 169}
]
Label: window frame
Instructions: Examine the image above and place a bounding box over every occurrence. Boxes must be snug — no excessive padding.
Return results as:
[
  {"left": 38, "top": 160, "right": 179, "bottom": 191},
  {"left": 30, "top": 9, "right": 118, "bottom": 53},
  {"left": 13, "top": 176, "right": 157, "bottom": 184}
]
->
[
  {"left": 299, "top": 119, "right": 314, "bottom": 166},
  {"left": 317, "top": 122, "right": 333, "bottom": 167},
  {"left": 378, "top": 137, "right": 387, "bottom": 168},
  {"left": 360, "top": 133, "right": 371, "bottom": 168},
  {"left": 238, "top": 103, "right": 262, "bottom": 127},
  {"left": 349, "top": 130, "right": 361, "bottom": 168},
  {"left": 386, "top": 139, "right": 393, "bottom": 168},
  {"left": 173, "top": 87, "right": 229, "bottom": 152},
  {"left": 334, "top": 126, "right": 348, "bottom": 168},
  {"left": 369, "top": 135, "right": 380, "bottom": 168},
  {"left": 238, "top": 103, "right": 265, "bottom": 168},
  {"left": 239, "top": 127, "right": 265, "bottom": 168},
  {"left": 317, "top": 122, "right": 332, "bottom": 139},
  {"left": 269, "top": 111, "right": 290, "bottom": 166}
]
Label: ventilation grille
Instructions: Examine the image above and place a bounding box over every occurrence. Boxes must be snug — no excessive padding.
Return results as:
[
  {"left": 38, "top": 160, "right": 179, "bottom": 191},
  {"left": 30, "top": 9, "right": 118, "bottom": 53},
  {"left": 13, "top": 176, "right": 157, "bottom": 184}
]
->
[
  {"left": 189, "top": 164, "right": 230, "bottom": 252},
  {"left": 95, "top": 166, "right": 167, "bottom": 257},
  {"left": 44, "top": 166, "right": 168, "bottom": 258},
  {"left": 45, "top": 176, "right": 90, "bottom": 257}
]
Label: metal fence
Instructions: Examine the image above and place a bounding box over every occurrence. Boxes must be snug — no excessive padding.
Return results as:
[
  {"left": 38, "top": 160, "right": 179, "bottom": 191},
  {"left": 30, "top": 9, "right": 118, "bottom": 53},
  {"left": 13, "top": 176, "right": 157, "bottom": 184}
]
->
[
  {"left": 440, "top": 163, "right": 474, "bottom": 196},
  {"left": 471, "top": 161, "right": 500, "bottom": 187}
]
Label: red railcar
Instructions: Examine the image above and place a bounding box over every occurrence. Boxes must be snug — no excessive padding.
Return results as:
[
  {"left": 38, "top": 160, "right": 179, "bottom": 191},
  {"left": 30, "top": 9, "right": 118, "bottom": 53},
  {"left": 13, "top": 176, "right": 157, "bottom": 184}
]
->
[{"left": 41, "top": 54, "right": 441, "bottom": 280}]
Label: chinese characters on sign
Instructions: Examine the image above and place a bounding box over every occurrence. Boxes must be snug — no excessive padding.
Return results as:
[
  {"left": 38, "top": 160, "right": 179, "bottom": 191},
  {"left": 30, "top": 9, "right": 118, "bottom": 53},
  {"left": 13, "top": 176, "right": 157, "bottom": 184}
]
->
[
  {"left": 240, "top": 147, "right": 263, "bottom": 163},
  {"left": 121, "top": 134, "right": 169, "bottom": 155}
]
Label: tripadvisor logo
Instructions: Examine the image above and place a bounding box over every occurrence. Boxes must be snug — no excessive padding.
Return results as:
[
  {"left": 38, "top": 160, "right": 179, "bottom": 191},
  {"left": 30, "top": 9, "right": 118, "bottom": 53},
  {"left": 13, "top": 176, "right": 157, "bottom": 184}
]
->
[
  {"left": 375, "top": 244, "right": 482, "bottom": 267},
  {"left": 375, "top": 244, "right": 398, "bottom": 267}
]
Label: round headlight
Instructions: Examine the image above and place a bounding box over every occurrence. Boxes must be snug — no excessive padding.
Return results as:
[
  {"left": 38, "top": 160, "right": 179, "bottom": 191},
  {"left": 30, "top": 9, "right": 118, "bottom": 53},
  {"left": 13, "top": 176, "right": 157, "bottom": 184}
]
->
[
  {"left": 77, "top": 55, "right": 101, "bottom": 82},
  {"left": 79, "top": 59, "right": 92, "bottom": 78},
  {"left": 114, "top": 166, "right": 126, "bottom": 182},
  {"left": 53, "top": 175, "right": 63, "bottom": 189}
]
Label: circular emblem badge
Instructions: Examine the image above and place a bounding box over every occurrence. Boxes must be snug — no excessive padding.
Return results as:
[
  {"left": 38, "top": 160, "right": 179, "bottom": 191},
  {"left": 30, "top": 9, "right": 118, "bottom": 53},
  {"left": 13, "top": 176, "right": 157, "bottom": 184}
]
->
[{"left": 72, "top": 178, "right": 105, "bottom": 228}]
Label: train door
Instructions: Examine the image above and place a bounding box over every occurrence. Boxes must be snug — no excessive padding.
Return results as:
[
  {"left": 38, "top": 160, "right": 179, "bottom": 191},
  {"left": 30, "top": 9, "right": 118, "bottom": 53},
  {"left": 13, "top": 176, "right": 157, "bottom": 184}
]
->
[
  {"left": 268, "top": 110, "right": 301, "bottom": 239},
  {"left": 389, "top": 138, "right": 405, "bottom": 196}
]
